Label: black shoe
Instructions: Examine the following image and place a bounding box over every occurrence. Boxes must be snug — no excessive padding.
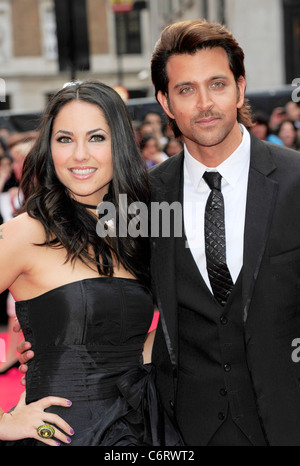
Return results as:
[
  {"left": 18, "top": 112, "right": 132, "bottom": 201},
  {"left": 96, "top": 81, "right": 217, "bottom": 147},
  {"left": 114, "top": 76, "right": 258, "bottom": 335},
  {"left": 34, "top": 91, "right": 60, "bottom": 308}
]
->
[{"left": 0, "top": 360, "right": 19, "bottom": 375}]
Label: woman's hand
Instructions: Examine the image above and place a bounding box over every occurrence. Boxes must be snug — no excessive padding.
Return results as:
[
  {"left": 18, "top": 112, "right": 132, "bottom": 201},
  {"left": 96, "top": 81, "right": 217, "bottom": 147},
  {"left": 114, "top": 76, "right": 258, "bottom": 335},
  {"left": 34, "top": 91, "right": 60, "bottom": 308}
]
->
[{"left": 0, "top": 392, "right": 74, "bottom": 446}]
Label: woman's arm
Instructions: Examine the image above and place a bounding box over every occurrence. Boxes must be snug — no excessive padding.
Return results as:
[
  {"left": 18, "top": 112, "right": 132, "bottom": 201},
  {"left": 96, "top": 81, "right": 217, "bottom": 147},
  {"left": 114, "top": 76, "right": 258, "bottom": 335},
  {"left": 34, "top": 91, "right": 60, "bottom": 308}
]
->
[
  {"left": 0, "top": 392, "right": 74, "bottom": 446},
  {"left": 0, "top": 214, "right": 33, "bottom": 295},
  {"left": 0, "top": 217, "right": 75, "bottom": 445}
]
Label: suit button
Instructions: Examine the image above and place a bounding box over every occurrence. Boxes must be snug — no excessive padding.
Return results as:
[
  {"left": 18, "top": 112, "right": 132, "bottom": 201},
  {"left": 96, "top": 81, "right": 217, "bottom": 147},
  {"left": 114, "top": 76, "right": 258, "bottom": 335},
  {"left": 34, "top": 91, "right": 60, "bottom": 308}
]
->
[
  {"left": 218, "top": 412, "right": 225, "bottom": 421},
  {"left": 170, "top": 401, "right": 175, "bottom": 410},
  {"left": 220, "top": 315, "right": 228, "bottom": 325},
  {"left": 220, "top": 388, "right": 227, "bottom": 397},
  {"left": 224, "top": 363, "right": 231, "bottom": 372}
]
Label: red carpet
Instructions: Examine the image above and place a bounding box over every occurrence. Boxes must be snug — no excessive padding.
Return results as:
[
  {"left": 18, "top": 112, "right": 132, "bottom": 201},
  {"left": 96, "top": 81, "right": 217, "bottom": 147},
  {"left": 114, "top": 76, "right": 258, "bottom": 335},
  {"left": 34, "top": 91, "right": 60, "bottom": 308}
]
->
[
  {"left": 0, "top": 312, "right": 159, "bottom": 412},
  {"left": 149, "top": 310, "right": 159, "bottom": 332},
  {"left": 0, "top": 333, "right": 24, "bottom": 412}
]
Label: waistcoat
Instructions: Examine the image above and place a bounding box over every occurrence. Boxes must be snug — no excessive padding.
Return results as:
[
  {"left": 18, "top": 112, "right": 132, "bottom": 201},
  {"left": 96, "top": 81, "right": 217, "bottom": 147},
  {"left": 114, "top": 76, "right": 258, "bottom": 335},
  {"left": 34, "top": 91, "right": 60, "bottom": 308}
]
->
[{"left": 174, "top": 232, "right": 267, "bottom": 446}]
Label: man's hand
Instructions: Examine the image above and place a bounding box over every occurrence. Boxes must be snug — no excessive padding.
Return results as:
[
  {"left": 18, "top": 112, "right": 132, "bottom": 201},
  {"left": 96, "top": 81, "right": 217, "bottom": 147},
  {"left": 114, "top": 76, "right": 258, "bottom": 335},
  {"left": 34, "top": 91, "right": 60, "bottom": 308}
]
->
[
  {"left": 17, "top": 340, "right": 34, "bottom": 386},
  {"left": 14, "top": 318, "right": 33, "bottom": 385}
]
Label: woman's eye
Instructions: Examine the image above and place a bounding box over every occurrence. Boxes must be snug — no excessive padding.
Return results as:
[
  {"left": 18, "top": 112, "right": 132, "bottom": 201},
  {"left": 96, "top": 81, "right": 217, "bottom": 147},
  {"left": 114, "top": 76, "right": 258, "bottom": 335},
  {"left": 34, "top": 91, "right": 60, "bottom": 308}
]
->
[
  {"left": 57, "top": 136, "right": 71, "bottom": 143},
  {"left": 90, "top": 135, "right": 105, "bottom": 142}
]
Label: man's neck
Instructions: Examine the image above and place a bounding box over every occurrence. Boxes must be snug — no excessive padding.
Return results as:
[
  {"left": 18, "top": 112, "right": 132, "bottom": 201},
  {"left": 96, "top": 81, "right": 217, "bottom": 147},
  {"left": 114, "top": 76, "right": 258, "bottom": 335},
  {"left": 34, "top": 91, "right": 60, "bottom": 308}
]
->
[{"left": 185, "top": 122, "right": 243, "bottom": 168}]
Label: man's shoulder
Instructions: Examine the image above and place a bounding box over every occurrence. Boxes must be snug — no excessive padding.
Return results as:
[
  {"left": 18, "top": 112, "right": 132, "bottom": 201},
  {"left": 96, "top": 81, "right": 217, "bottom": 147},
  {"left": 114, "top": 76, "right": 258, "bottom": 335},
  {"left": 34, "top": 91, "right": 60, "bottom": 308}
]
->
[
  {"left": 148, "top": 151, "right": 184, "bottom": 182},
  {"left": 264, "top": 140, "right": 300, "bottom": 174},
  {"left": 264, "top": 139, "right": 299, "bottom": 158},
  {"left": 251, "top": 135, "right": 300, "bottom": 178}
]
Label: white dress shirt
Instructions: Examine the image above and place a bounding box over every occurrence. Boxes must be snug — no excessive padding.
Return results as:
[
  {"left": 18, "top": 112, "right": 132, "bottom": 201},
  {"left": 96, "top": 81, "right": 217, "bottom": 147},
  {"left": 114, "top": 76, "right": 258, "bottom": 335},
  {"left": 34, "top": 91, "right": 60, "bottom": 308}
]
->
[{"left": 183, "top": 125, "right": 251, "bottom": 292}]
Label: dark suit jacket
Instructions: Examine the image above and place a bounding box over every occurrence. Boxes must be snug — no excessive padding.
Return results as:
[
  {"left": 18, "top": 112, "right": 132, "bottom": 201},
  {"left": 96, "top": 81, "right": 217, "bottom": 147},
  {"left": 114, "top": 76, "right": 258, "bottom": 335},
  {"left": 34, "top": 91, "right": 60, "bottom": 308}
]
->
[{"left": 149, "top": 134, "right": 300, "bottom": 445}]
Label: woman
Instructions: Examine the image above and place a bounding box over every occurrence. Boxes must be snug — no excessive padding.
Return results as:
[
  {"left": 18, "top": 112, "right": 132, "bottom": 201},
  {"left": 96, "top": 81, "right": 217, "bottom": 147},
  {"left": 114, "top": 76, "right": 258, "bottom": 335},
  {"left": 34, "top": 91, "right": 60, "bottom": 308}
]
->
[
  {"left": 277, "top": 120, "right": 299, "bottom": 150},
  {"left": 0, "top": 81, "right": 181, "bottom": 446},
  {"left": 140, "top": 135, "right": 168, "bottom": 167},
  {"left": 0, "top": 153, "right": 18, "bottom": 194},
  {"left": 163, "top": 138, "right": 184, "bottom": 157}
]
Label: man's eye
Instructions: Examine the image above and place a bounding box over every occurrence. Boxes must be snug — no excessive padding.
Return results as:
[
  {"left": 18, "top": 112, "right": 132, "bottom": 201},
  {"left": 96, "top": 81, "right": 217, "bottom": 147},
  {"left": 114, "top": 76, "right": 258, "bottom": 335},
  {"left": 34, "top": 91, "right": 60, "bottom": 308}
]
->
[
  {"left": 211, "top": 82, "right": 225, "bottom": 89},
  {"left": 180, "top": 87, "right": 193, "bottom": 94}
]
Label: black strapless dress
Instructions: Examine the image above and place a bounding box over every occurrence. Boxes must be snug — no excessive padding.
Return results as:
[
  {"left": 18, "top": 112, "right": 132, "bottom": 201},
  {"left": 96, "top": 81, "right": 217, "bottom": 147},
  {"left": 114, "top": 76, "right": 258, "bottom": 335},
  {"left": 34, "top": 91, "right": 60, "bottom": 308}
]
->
[{"left": 7, "top": 277, "right": 182, "bottom": 446}]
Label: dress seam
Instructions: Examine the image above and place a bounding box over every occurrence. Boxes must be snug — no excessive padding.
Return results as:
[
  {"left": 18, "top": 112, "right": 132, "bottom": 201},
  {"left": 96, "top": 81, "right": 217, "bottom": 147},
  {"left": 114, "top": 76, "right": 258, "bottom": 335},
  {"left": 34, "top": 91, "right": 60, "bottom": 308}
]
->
[
  {"left": 116, "top": 280, "right": 127, "bottom": 343},
  {"left": 80, "top": 281, "right": 88, "bottom": 344}
]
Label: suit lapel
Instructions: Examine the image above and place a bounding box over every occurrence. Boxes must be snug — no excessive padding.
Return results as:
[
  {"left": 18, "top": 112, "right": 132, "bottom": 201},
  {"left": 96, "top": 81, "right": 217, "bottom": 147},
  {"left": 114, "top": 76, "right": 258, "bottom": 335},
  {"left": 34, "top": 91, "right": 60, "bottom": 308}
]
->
[
  {"left": 242, "top": 135, "right": 278, "bottom": 321},
  {"left": 150, "top": 152, "right": 184, "bottom": 368},
  {"left": 152, "top": 136, "right": 278, "bottom": 358}
]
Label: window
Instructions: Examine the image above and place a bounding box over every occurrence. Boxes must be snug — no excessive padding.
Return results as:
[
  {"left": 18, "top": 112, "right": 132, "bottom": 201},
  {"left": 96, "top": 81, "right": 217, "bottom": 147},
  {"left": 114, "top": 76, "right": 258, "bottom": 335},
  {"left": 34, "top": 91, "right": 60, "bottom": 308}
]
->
[
  {"left": 0, "top": 95, "right": 11, "bottom": 111},
  {"left": 115, "top": 10, "right": 142, "bottom": 55},
  {"left": 283, "top": 0, "right": 300, "bottom": 83},
  {"left": 40, "top": 3, "right": 58, "bottom": 60},
  {"left": 0, "top": 2, "right": 12, "bottom": 63}
]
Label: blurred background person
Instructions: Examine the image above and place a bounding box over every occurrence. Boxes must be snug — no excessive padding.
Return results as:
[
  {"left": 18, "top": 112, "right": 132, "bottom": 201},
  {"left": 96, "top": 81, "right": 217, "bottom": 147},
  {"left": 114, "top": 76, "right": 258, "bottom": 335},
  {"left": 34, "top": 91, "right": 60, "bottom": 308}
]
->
[
  {"left": 0, "top": 153, "right": 18, "bottom": 194},
  {"left": 0, "top": 154, "right": 15, "bottom": 196},
  {"left": 268, "top": 106, "right": 287, "bottom": 133},
  {"left": 250, "top": 112, "right": 283, "bottom": 145},
  {"left": 164, "top": 137, "right": 184, "bottom": 157},
  {"left": 285, "top": 101, "right": 300, "bottom": 148},
  {"left": 136, "top": 120, "right": 154, "bottom": 143},
  {"left": 285, "top": 101, "right": 300, "bottom": 124},
  {"left": 140, "top": 134, "right": 168, "bottom": 167},
  {"left": 142, "top": 111, "right": 168, "bottom": 149},
  {"left": 0, "top": 152, "right": 18, "bottom": 225},
  {"left": 277, "top": 120, "right": 299, "bottom": 151}
]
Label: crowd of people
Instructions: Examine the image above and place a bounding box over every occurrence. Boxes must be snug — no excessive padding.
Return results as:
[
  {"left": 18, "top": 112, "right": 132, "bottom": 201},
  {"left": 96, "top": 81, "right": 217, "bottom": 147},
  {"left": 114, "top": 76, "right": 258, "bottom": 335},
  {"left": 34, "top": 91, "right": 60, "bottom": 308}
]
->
[
  {"left": 136, "top": 100, "right": 300, "bottom": 168},
  {"left": 0, "top": 96, "right": 299, "bottom": 366},
  {"left": 250, "top": 100, "right": 300, "bottom": 150},
  {"left": 0, "top": 97, "right": 299, "bottom": 372}
]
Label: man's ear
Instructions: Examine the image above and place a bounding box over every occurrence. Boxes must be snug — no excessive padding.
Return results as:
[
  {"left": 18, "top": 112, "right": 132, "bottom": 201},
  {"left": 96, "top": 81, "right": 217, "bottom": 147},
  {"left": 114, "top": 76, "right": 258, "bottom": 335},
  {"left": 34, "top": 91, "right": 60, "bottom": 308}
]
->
[
  {"left": 236, "top": 76, "right": 246, "bottom": 109},
  {"left": 157, "top": 91, "right": 175, "bottom": 120}
]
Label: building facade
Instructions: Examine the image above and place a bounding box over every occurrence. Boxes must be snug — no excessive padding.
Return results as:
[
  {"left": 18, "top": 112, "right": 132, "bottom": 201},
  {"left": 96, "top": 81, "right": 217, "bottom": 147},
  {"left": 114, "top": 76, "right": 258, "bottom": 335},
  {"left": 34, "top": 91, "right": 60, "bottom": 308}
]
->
[{"left": 0, "top": 0, "right": 298, "bottom": 113}]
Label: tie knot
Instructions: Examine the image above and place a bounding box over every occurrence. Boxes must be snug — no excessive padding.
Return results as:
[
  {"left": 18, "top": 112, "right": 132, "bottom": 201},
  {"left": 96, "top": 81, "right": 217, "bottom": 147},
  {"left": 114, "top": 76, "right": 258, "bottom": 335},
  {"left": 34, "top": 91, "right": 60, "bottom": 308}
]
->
[{"left": 203, "top": 171, "right": 222, "bottom": 191}]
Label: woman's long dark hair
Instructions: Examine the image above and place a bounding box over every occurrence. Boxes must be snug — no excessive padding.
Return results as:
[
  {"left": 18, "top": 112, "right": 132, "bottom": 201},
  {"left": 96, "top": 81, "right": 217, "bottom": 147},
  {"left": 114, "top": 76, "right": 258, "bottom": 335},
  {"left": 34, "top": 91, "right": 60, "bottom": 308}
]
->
[{"left": 21, "top": 81, "right": 151, "bottom": 286}]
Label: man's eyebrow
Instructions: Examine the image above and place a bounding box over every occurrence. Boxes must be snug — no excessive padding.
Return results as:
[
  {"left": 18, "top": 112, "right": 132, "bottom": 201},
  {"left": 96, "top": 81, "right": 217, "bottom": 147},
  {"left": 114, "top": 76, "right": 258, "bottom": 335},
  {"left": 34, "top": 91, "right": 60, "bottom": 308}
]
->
[
  {"left": 173, "top": 81, "right": 195, "bottom": 89},
  {"left": 210, "top": 75, "right": 230, "bottom": 81},
  {"left": 173, "top": 75, "right": 230, "bottom": 89}
]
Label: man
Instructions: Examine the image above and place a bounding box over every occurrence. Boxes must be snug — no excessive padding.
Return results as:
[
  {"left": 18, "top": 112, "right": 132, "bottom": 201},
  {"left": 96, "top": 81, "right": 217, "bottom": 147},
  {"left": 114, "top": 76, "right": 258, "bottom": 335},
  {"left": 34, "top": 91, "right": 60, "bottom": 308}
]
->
[
  {"left": 148, "top": 19, "right": 300, "bottom": 446},
  {"left": 18, "top": 19, "right": 300, "bottom": 446}
]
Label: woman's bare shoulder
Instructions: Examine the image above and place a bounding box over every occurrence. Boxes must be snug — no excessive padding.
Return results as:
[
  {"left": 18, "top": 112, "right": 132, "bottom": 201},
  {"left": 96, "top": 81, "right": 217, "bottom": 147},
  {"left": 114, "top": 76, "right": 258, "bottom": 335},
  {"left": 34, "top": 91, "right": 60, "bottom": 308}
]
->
[
  {"left": 0, "top": 214, "right": 47, "bottom": 293},
  {"left": 1, "top": 213, "right": 45, "bottom": 244}
]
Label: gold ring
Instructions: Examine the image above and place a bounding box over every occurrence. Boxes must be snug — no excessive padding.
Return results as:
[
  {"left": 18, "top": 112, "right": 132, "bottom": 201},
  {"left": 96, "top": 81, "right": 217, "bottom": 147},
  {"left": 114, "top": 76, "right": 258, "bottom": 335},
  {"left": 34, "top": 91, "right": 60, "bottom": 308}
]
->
[{"left": 37, "top": 424, "right": 55, "bottom": 439}]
